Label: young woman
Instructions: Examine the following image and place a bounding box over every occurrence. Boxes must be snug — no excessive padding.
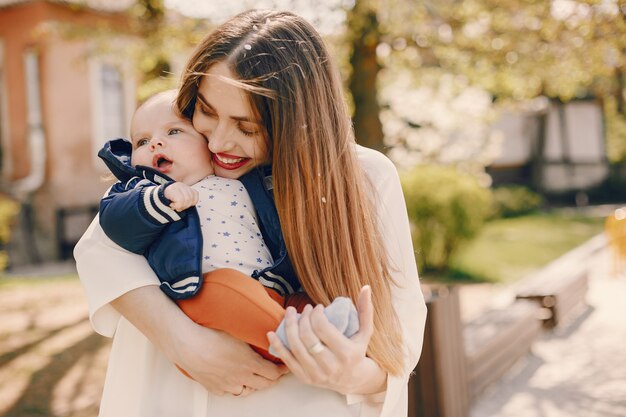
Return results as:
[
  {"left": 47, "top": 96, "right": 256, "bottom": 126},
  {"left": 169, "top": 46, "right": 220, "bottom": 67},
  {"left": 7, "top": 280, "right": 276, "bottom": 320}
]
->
[{"left": 75, "top": 9, "right": 426, "bottom": 417}]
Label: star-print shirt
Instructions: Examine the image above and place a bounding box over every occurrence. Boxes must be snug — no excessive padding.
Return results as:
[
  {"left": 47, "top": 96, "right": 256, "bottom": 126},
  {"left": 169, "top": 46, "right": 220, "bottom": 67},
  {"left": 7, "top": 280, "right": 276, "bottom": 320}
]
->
[{"left": 195, "top": 176, "right": 272, "bottom": 276}]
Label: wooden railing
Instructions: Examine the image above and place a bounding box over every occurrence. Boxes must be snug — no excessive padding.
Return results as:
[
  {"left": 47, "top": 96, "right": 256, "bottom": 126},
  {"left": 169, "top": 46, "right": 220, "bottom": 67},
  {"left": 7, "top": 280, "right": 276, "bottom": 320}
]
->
[{"left": 409, "top": 271, "right": 589, "bottom": 416}]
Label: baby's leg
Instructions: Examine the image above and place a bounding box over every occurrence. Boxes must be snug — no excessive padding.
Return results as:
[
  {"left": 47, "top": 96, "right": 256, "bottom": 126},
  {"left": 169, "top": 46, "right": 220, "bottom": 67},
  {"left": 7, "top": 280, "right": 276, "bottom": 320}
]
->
[{"left": 176, "top": 268, "right": 286, "bottom": 363}]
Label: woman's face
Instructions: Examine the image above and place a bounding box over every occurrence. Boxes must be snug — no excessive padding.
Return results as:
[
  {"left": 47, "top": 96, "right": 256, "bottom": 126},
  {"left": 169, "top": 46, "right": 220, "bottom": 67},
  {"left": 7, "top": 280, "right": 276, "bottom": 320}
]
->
[{"left": 192, "top": 62, "right": 269, "bottom": 179}]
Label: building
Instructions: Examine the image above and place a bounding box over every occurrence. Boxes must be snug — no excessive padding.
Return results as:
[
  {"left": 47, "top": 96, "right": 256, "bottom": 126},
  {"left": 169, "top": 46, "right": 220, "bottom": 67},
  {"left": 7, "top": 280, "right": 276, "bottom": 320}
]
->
[
  {"left": 0, "top": 0, "right": 137, "bottom": 265},
  {"left": 488, "top": 98, "right": 609, "bottom": 196}
]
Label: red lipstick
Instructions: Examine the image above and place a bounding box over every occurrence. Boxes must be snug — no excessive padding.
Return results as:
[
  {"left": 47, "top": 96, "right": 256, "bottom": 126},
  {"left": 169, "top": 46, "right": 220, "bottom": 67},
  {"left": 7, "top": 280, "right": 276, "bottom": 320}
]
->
[{"left": 213, "top": 153, "right": 250, "bottom": 170}]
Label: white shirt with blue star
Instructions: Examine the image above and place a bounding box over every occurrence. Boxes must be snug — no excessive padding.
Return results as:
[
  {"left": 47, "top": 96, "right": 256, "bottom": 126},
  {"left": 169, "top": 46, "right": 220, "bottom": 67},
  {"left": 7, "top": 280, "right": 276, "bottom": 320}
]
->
[{"left": 193, "top": 175, "right": 272, "bottom": 276}]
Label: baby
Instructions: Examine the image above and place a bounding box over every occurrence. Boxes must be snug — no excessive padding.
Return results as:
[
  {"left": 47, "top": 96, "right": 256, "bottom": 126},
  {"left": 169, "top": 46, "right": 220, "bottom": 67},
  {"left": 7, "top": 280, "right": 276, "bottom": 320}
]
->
[{"left": 97, "top": 90, "right": 358, "bottom": 364}]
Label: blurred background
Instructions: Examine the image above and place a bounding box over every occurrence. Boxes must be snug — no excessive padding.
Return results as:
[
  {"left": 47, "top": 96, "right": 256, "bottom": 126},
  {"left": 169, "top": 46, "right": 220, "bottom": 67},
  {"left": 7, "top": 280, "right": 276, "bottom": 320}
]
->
[{"left": 0, "top": 1, "right": 624, "bottom": 416}]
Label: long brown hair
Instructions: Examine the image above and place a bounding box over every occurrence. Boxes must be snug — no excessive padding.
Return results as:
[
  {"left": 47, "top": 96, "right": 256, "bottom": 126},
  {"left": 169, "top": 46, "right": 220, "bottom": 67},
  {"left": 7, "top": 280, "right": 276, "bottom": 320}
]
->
[{"left": 177, "top": 10, "right": 404, "bottom": 375}]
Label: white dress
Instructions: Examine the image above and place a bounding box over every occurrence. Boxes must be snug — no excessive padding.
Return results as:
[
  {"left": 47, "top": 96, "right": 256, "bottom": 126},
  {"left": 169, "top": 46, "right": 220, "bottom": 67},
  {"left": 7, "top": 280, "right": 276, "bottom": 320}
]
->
[{"left": 74, "top": 145, "right": 427, "bottom": 417}]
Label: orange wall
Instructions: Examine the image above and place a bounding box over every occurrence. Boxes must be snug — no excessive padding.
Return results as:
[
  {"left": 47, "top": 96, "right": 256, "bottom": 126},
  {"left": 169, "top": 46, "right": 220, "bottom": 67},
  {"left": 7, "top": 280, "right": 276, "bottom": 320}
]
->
[
  {"left": 0, "top": 1, "right": 134, "bottom": 258},
  {"left": 0, "top": 1, "right": 129, "bottom": 183}
]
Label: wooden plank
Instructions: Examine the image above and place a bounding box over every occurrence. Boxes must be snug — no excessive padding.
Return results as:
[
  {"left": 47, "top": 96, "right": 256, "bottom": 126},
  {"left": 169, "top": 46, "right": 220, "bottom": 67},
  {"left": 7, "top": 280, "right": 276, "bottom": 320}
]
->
[
  {"left": 464, "top": 300, "right": 542, "bottom": 400},
  {"left": 467, "top": 319, "right": 540, "bottom": 389},
  {"left": 516, "top": 270, "right": 588, "bottom": 328},
  {"left": 409, "top": 285, "right": 469, "bottom": 417},
  {"left": 468, "top": 330, "right": 540, "bottom": 398}
]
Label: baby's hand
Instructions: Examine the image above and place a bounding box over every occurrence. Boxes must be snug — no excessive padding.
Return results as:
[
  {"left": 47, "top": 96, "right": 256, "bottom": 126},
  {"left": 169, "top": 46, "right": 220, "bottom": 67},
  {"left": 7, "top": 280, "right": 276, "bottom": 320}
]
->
[{"left": 164, "top": 182, "right": 199, "bottom": 212}]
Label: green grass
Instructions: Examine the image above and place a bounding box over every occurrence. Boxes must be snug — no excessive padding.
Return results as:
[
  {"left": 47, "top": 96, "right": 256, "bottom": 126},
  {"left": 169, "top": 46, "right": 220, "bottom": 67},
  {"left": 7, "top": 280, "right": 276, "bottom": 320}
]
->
[{"left": 432, "top": 213, "right": 605, "bottom": 284}]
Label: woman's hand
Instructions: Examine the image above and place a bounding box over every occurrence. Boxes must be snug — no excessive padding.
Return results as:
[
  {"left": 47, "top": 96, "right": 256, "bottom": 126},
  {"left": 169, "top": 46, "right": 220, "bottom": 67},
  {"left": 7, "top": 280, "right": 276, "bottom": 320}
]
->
[
  {"left": 173, "top": 320, "right": 289, "bottom": 396},
  {"left": 267, "top": 286, "right": 387, "bottom": 396}
]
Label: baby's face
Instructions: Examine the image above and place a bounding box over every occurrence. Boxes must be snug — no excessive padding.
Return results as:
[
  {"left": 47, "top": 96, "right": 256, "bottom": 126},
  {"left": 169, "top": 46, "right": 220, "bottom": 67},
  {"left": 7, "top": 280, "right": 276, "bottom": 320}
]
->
[{"left": 130, "top": 93, "right": 214, "bottom": 185}]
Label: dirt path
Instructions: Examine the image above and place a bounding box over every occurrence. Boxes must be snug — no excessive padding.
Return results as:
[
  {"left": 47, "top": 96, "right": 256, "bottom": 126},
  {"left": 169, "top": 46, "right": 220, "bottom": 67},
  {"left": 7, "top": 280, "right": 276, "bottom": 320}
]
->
[
  {"left": 0, "top": 277, "right": 110, "bottom": 417},
  {"left": 470, "top": 248, "right": 626, "bottom": 417}
]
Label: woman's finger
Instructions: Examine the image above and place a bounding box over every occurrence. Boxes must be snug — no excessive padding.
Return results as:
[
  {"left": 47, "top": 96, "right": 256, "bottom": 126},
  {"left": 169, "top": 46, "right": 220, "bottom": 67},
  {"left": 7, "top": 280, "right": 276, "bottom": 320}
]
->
[
  {"left": 350, "top": 285, "right": 374, "bottom": 345},
  {"left": 298, "top": 304, "right": 340, "bottom": 374},
  {"left": 296, "top": 305, "right": 319, "bottom": 350},
  {"left": 308, "top": 304, "right": 353, "bottom": 354},
  {"left": 239, "top": 372, "right": 280, "bottom": 391},
  {"left": 282, "top": 307, "right": 323, "bottom": 375},
  {"left": 248, "top": 353, "right": 289, "bottom": 382},
  {"left": 267, "top": 330, "right": 308, "bottom": 380},
  {"left": 231, "top": 385, "right": 256, "bottom": 397}
]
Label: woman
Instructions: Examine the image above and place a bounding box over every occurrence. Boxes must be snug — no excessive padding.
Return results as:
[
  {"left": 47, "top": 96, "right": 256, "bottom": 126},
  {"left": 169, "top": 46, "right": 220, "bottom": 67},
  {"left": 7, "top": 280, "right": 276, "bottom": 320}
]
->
[{"left": 75, "top": 9, "right": 426, "bottom": 417}]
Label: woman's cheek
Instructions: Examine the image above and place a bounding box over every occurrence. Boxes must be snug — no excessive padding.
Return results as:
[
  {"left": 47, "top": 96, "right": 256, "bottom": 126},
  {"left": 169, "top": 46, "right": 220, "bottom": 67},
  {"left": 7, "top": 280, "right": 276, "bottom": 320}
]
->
[{"left": 192, "top": 114, "right": 211, "bottom": 137}]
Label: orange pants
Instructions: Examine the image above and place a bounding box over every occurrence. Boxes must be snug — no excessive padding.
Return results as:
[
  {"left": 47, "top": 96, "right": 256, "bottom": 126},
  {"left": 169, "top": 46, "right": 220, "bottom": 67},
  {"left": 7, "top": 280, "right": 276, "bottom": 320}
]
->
[{"left": 176, "top": 268, "right": 312, "bottom": 364}]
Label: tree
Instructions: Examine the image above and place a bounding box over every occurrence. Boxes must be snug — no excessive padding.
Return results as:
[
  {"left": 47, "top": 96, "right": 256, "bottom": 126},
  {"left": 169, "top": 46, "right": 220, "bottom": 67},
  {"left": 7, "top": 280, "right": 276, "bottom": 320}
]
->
[
  {"left": 370, "top": 0, "right": 626, "bottom": 162},
  {"left": 347, "top": 0, "right": 385, "bottom": 151}
]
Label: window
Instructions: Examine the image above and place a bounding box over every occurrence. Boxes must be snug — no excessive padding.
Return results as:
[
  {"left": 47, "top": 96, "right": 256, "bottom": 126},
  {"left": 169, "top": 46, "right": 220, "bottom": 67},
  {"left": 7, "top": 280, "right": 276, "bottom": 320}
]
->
[
  {"left": 100, "top": 64, "right": 126, "bottom": 141},
  {"left": 90, "top": 59, "right": 134, "bottom": 167}
]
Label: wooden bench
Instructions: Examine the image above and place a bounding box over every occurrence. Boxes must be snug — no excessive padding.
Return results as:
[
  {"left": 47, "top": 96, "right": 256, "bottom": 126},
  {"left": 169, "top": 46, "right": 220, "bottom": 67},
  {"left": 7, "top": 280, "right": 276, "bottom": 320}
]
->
[
  {"left": 464, "top": 300, "right": 542, "bottom": 400},
  {"left": 515, "top": 269, "right": 588, "bottom": 329},
  {"left": 409, "top": 285, "right": 470, "bottom": 417}
]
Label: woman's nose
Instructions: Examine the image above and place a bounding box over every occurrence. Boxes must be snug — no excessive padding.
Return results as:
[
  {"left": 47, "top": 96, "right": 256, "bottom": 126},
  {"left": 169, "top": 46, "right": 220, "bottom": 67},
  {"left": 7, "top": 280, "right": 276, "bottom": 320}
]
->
[{"left": 207, "top": 125, "right": 233, "bottom": 153}]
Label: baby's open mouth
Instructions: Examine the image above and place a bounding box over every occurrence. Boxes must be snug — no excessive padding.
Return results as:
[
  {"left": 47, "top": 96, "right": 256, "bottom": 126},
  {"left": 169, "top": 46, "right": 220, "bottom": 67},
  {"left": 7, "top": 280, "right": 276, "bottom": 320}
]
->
[{"left": 153, "top": 154, "right": 173, "bottom": 172}]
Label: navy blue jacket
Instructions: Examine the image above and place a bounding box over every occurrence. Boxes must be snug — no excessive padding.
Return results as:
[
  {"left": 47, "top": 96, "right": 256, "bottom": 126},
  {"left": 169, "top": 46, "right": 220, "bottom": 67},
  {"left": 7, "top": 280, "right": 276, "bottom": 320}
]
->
[{"left": 98, "top": 138, "right": 300, "bottom": 299}]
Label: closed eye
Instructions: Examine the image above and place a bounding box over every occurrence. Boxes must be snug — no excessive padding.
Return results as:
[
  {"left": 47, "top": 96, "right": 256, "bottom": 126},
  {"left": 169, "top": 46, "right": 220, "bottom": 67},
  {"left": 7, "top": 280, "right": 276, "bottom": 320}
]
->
[
  {"left": 196, "top": 102, "right": 217, "bottom": 117},
  {"left": 238, "top": 125, "right": 258, "bottom": 137}
]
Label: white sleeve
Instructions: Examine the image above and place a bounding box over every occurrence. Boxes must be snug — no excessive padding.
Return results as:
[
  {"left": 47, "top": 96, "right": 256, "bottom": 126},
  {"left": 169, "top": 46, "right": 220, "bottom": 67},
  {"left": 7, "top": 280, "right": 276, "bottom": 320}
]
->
[
  {"left": 73, "top": 215, "right": 161, "bottom": 337},
  {"left": 349, "top": 146, "right": 427, "bottom": 417}
]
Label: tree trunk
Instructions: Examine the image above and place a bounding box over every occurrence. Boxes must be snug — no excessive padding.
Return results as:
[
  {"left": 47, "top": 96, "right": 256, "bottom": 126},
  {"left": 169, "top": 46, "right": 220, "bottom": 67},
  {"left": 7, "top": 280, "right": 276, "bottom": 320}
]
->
[{"left": 348, "top": 3, "right": 385, "bottom": 152}]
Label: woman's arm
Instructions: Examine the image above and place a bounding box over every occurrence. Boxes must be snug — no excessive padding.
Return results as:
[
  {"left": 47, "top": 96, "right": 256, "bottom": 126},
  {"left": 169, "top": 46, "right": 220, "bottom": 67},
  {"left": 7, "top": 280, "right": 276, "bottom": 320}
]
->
[
  {"left": 111, "top": 284, "right": 287, "bottom": 395},
  {"left": 74, "top": 216, "right": 287, "bottom": 395}
]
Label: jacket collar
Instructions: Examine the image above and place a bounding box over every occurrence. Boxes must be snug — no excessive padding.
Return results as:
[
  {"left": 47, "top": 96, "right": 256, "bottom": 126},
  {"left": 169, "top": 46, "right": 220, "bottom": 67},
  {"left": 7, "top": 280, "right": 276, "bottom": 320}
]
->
[{"left": 98, "top": 138, "right": 174, "bottom": 185}]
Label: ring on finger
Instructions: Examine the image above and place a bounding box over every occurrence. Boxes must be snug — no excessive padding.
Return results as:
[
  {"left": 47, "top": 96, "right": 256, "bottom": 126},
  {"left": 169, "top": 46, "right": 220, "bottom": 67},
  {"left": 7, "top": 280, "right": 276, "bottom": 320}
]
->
[{"left": 307, "top": 341, "right": 325, "bottom": 355}]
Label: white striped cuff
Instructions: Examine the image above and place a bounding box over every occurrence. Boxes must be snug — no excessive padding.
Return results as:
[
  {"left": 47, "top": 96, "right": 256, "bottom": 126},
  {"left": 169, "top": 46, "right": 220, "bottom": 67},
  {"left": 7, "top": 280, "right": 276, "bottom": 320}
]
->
[{"left": 142, "top": 185, "right": 182, "bottom": 224}]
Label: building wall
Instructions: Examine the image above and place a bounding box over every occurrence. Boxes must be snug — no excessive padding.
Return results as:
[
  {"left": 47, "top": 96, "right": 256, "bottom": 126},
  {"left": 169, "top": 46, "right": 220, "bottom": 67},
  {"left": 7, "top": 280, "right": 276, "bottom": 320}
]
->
[
  {"left": 0, "top": 1, "right": 135, "bottom": 262},
  {"left": 489, "top": 100, "right": 608, "bottom": 192},
  {"left": 542, "top": 100, "right": 607, "bottom": 192},
  {"left": 44, "top": 37, "right": 116, "bottom": 204},
  {"left": 0, "top": 2, "right": 38, "bottom": 180}
]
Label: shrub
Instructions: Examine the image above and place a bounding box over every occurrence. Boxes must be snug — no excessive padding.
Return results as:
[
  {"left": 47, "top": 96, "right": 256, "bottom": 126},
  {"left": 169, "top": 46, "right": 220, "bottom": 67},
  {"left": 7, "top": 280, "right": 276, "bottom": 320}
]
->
[
  {"left": 0, "top": 195, "right": 20, "bottom": 272},
  {"left": 401, "top": 165, "right": 492, "bottom": 272},
  {"left": 491, "top": 185, "right": 542, "bottom": 218}
]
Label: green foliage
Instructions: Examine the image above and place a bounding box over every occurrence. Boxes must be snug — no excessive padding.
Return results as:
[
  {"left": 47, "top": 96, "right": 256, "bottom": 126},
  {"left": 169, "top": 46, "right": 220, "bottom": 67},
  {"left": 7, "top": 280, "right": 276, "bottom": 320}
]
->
[
  {"left": 379, "top": 0, "right": 626, "bottom": 102},
  {"left": 605, "top": 97, "right": 626, "bottom": 164},
  {"left": 0, "top": 196, "right": 20, "bottom": 272},
  {"left": 490, "top": 185, "right": 542, "bottom": 218},
  {"left": 401, "top": 164, "right": 492, "bottom": 272}
]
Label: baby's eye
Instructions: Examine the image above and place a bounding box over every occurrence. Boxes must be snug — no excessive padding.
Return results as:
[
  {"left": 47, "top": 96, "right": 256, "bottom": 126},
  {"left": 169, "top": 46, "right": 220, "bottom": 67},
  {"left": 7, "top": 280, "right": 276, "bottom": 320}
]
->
[
  {"left": 136, "top": 138, "right": 149, "bottom": 147},
  {"left": 168, "top": 128, "right": 182, "bottom": 135}
]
